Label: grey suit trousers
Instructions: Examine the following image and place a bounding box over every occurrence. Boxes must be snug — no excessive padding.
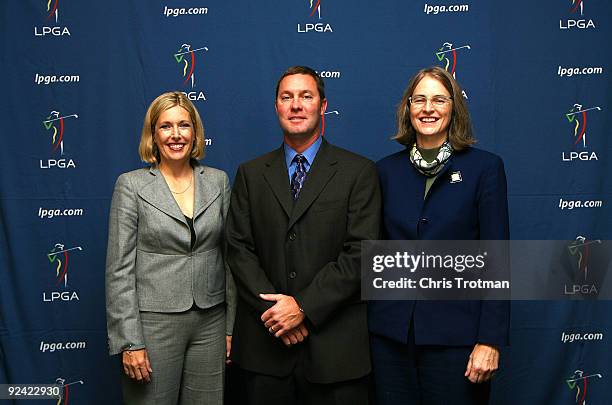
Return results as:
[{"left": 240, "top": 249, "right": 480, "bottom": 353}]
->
[{"left": 121, "top": 304, "right": 225, "bottom": 405}]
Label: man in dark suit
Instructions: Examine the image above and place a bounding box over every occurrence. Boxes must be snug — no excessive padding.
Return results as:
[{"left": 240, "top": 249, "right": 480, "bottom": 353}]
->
[{"left": 226, "top": 66, "right": 381, "bottom": 404}]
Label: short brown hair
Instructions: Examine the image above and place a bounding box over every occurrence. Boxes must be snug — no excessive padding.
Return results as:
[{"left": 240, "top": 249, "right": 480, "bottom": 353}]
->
[
  {"left": 275, "top": 66, "right": 326, "bottom": 101},
  {"left": 393, "top": 66, "right": 475, "bottom": 151},
  {"left": 138, "top": 92, "right": 206, "bottom": 163}
]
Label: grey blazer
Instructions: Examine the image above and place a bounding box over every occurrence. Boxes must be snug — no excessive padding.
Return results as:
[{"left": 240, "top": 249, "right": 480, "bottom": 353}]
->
[{"left": 105, "top": 163, "right": 236, "bottom": 355}]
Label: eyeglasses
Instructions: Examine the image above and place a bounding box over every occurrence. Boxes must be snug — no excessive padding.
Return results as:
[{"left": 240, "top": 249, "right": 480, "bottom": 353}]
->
[{"left": 408, "top": 95, "right": 453, "bottom": 108}]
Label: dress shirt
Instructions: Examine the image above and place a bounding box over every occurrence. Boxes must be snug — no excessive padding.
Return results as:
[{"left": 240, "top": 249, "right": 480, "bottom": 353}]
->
[{"left": 284, "top": 136, "right": 322, "bottom": 183}]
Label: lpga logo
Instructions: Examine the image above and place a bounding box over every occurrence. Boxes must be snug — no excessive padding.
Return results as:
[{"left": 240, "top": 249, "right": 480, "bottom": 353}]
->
[
  {"left": 34, "top": 0, "right": 71, "bottom": 36},
  {"left": 564, "top": 237, "right": 602, "bottom": 295},
  {"left": 560, "top": 0, "right": 595, "bottom": 29},
  {"left": 43, "top": 244, "right": 82, "bottom": 302},
  {"left": 47, "top": 243, "right": 82, "bottom": 287},
  {"left": 565, "top": 104, "right": 601, "bottom": 148},
  {"left": 308, "top": 0, "right": 322, "bottom": 19},
  {"left": 55, "top": 377, "right": 84, "bottom": 405},
  {"left": 174, "top": 44, "right": 208, "bottom": 88},
  {"left": 297, "top": 0, "right": 332, "bottom": 33},
  {"left": 435, "top": 42, "right": 471, "bottom": 79},
  {"left": 566, "top": 370, "right": 602, "bottom": 405},
  {"left": 43, "top": 110, "right": 78, "bottom": 156}
]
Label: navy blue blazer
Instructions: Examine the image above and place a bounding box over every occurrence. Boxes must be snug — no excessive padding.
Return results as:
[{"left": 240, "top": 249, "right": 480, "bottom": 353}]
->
[{"left": 368, "top": 147, "right": 510, "bottom": 347}]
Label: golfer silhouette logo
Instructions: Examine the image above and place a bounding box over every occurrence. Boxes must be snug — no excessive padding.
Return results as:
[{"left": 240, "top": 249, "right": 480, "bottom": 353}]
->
[
  {"left": 174, "top": 44, "right": 208, "bottom": 88},
  {"left": 569, "top": 0, "right": 584, "bottom": 16},
  {"left": 435, "top": 42, "right": 471, "bottom": 79},
  {"left": 47, "top": 243, "right": 83, "bottom": 287},
  {"left": 45, "top": 0, "right": 60, "bottom": 23},
  {"left": 43, "top": 110, "right": 78, "bottom": 156},
  {"left": 566, "top": 370, "right": 602, "bottom": 405},
  {"left": 308, "top": 0, "right": 322, "bottom": 19},
  {"left": 565, "top": 104, "right": 601, "bottom": 148},
  {"left": 55, "top": 377, "right": 84, "bottom": 405}
]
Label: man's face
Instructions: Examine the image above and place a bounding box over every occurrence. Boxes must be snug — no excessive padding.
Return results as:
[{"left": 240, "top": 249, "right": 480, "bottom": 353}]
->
[{"left": 275, "top": 74, "right": 327, "bottom": 139}]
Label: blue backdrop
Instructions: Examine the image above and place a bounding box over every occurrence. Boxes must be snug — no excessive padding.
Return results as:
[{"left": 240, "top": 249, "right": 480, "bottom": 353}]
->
[{"left": 1, "top": 1, "right": 610, "bottom": 403}]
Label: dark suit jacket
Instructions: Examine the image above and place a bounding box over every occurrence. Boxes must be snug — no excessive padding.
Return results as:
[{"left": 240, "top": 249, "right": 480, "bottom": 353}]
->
[
  {"left": 226, "top": 139, "right": 381, "bottom": 383},
  {"left": 368, "top": 147, "right": 510, "bottom": 347}
]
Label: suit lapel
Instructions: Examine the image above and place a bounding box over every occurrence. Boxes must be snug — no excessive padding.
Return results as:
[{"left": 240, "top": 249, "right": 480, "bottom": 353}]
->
[
  {"left": 193, "top": 165, "right": 221, "bottom": 220},
  {"left": 138, "top": 166, "right": 187, "bottom": 224},
  {"left": 288, "top": 140, "right": 337, "bottom": 230},
  {"left": 263, "top": 146, "right": 293, "bottom": 219}
]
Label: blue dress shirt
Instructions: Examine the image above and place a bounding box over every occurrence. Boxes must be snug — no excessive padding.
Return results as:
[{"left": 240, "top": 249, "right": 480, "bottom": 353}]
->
[{"left": 283, "top": 136, "right": 322, "bottom": 183}]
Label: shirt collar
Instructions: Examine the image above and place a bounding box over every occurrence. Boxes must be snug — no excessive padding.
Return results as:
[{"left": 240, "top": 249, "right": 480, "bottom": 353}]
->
[{"left": 284, "top": 135, "right": 322, "bottom": 168}]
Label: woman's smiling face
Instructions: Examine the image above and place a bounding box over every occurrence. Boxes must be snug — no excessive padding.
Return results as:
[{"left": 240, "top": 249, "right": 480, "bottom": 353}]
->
[{"left": 409, "top": 75, "right": 453, "bottom": 148}]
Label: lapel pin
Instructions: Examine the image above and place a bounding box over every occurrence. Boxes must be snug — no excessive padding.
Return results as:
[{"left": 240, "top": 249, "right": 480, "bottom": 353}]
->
[{"left": 450, "top": 171, "right": 462, "bottom": 184}]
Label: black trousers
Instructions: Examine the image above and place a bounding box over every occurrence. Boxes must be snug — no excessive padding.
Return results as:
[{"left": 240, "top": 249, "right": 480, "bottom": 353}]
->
[
  {"left": 238, "top": 348, "right": 370, "bottom": 405},
  {"left": 370, "top": 331, "right": 490, "bottom": 405}
]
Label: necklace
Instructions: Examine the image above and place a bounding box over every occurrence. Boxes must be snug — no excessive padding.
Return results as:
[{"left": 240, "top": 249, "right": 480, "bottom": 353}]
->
[
  {"left": 169, "top": 175, "right": 193, "bottom": 194},
  {"left": 159, "top": 164, "right": 194, "bottom": 194}
]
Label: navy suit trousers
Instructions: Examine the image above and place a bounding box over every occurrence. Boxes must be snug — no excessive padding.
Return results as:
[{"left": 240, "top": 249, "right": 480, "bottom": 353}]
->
[{"left": 370, "top": 328, "right": 490, "bottom": 405}]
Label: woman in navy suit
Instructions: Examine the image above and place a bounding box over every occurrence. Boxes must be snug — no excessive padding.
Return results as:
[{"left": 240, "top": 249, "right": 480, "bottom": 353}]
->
[{"left": 369, "top": 66, "right": 510, "bottom": 404}]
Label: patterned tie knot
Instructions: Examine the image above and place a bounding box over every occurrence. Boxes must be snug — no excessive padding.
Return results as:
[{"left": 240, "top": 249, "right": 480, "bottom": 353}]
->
[{"left": 293, "top": 154, "right": 305, "bottom": 165}]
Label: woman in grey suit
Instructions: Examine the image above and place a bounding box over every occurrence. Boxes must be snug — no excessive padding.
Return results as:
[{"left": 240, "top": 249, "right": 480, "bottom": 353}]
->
[{"left": 106, "top": 92, "right": 235, "bottom": 404}]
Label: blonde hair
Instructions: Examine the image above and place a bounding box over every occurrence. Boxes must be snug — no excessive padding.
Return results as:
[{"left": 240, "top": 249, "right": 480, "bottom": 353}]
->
[
  {"left": 138, "top": 92, "right": 206, "bottom": 163},
  {"left": 393, "top": 66, "right": 475, "bottom": 151}
]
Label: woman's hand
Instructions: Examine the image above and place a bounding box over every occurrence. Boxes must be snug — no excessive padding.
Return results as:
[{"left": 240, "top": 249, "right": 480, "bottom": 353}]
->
[
  {"left": 464, "top": 343, "right": 499, "bottom": 383},
  {"left": 122, "top": 349, "right": 153, "bottom": 383},
  {"left": 226, "top": 336, "right": 232, "bottom": 365}
]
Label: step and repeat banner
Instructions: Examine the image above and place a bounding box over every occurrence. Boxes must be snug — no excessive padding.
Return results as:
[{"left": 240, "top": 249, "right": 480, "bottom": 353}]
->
[{"left": 1, "top": 1, "right": 610, "bottom": 403}]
